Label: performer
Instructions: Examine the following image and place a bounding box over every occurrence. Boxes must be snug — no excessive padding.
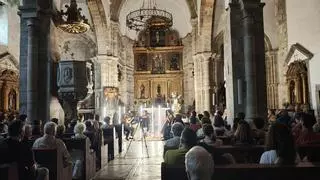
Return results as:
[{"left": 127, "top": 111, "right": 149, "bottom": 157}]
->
[
  {"left": 140, "top": 110, "right": 150, "bottom": 133},
  {"left": 123, "top": 114, "right": 134, "bottom": 140},
  {"left": 162, "top": 109, "right": 175, "bottom": 140}
]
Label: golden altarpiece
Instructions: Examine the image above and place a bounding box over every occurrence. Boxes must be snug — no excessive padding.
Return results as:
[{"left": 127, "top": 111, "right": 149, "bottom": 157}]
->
[{"left": 133, "top": 29, "right": 183, "bottom": 106}]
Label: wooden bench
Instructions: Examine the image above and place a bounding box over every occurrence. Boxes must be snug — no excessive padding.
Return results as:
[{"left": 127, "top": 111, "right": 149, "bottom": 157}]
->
[
  {"left": 161, "top": 162, "right": 320, "bottom": 180},
  {"left": 33, "top": 148, "right": 72, "bottom": 180},
  {"left": 0, "top": 163, "right": 18, "bottom": 180},
  {"left": 297, "top": 144, "right": 320, "bottom": 161},
  {"left": 63, "top": 138, "right": 96, "bottom": 180},
  {"left": 212, "top": 145, "right": 265, "bottom": 163}
]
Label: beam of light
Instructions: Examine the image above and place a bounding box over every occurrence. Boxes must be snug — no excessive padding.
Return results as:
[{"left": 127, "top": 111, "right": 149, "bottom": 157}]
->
[
  {"left": 151, "top": 106, "right": 154, "bottom": 135},
  {"left": 158, "top": 105, "right": 161, "bottom": 137},
  {"left": 118, "top": 106, "right": 121, "bottom": 124}
]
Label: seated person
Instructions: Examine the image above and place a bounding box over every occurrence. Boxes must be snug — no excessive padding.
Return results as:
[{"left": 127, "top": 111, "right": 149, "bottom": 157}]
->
[
  {"left": 185, "top": 146, "right": 214, "bottom": 180},
  {"left": 71, "top": 123, "right": 92, "bottom": 179},
  {"left": 164, "top": 128, "right": 197, "bottom": 165},
  {"left": 2, "top": 120, "right": 48, "bottom": 180},
  {"left": 252, "top": 117, "right": 266, "bottom": 145},
  {"left": 101, "top": 116, "right": 111, "bottom": 129},
  {"left": 213, "top": 110, "right": 225, "bottom": 136},
  {"left": 260, "top": 123, "right": 299, "bottom": 165},
  {"left": 33, "top": 122, "right": 72, "bottom": 167},
  {"left": 56, "top": 124, "right": 66, "bottom": 139},
  {"left": 200, "top": 124, "right": 223, "bottom": 147},
  {"left": 233, "top": 120, "right": 254, "bottom": 145},
  {"left": 66, "top": 120, "right": 77, "bottom": 134},
  {"left": 164, "top": 122, "right": 184, "bottom": 150},
  {"left": 51, "top": 118, "right": 59, "bottom": 125},
  {"left": 293, "top": 113, "right": 320, "bottom": 145},
  {"left": 196, "top": 117, "right": 211, "bottom": 139}
]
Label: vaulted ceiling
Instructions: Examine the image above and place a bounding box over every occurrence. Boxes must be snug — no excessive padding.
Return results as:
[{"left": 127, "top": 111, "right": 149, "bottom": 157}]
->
[{"left": 110, "top": 0, "right": 198, "bottom": 21}]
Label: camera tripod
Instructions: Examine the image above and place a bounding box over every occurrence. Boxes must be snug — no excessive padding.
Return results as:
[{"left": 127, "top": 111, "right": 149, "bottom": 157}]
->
[{"left": 123, "top": 120, "right": 150, "bottom": 158}]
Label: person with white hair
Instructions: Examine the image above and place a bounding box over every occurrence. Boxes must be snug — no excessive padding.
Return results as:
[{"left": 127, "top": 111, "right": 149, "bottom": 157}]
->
[
  {"left": 33, "top": 122, "right": 72, "bottom": 167},
  {"left": 71, "top": 122, "right": 92, "bottom": 179},
  {"left": 185, "top": 146, "right": 214, "bottom": 180},
  {"left": 165, "top": 122, "right": 184, "bottom": 148}
]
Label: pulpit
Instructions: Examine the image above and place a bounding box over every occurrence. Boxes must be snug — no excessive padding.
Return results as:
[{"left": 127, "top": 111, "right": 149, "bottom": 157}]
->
[{"left": 57, "top": 61, "right": 93, "bottom": 123}]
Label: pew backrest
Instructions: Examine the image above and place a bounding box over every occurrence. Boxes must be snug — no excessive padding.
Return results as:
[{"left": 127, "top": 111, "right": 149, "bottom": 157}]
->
[
  {"left": 33, "top": 148, "right": 58, "bottom": 180},
  {"left": 0, "top": 163, "right": 18, "bottom": 180},
  {"left": 63, "top": 138, "right": 96, "bottom": 180},
  {"left": 213, "top": 145, "right": 265, "bottom": 163},
  {"left": 161, "top": 162, "right": 320, "bottom": 180}
]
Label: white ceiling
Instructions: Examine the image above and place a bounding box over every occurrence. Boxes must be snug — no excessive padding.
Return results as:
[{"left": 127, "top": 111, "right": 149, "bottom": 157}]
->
[{"left": 119, "top": 0, "right": 193, "bottom": 40}]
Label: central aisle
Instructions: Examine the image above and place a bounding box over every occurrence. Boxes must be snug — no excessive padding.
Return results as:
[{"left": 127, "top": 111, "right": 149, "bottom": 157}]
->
[{"left": 94, "top": 140, "right": 164, "bottom": 180}]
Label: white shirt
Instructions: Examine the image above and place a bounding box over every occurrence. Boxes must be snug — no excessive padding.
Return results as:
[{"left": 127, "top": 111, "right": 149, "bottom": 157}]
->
[{"left": 259, "top": 150, "right": 277, "bottom": 164}]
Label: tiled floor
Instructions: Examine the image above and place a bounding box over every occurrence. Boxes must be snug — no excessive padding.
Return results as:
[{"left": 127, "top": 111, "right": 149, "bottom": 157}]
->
[{"left": 94, "top": 140, "right": 164, "bottom": 180}]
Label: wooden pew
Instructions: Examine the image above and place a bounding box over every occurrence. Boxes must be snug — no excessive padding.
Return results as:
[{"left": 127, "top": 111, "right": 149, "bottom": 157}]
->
[
  {"left": 161, "top": 162, "right": 320, "bottom": 180},
  {"left": 33, "top": 148, "right": 72, "bottom": 180},
  {"left": 0, "top": 163, "right": 19, "bottom": 180},
  {"left": 213, "top": 145, "right": 265, "bottom": 163},
  {"left": 216, "top": 136, "right": 232, "bottom": 145},
  {"left": 297, "top": 144, "right": 320, "bottom": 161},
  {"left": 63, "top": 138, "right": 96, "bottom": 180}
]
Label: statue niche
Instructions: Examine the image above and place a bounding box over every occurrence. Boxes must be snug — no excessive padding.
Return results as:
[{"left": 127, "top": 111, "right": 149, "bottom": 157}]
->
[
  {"left": 169, "top": 53, "right": 180, "bottom": 71},
  {"left": 136, "top": 54, "right": 148, "bottom": 71},
  {"left": 286, "top": 61, "right": 309, "bottom": 106},
  {"left": 152, "top": 54, "right": 165, "bottom": 74}
]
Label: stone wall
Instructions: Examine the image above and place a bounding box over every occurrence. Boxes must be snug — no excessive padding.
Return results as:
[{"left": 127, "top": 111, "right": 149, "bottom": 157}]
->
[{"left": 7, "top": 4, "right": 20, "bottom": 61}]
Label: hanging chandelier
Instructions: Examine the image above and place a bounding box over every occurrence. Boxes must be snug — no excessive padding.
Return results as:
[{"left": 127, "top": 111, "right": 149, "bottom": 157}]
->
[
  {"left": 126, "top": 0, "right": 173, "bottom": 32},
  {"left": 56, "top": 0, "right": 90, "bottom": 34}
]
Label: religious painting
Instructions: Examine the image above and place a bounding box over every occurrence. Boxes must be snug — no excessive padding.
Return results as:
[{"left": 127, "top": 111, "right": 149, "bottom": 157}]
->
[
  {"left": 152, "top": 53, "right": 165, "bottom": 74},
  {"left": 136, "top": 54, "right": 148, "bottom": 71},
  {"left": 168, "top": 53, "right": 181, "bottom": 71},
  {"left": 136, "top": 81, "right": 149, "bottom": 99}
]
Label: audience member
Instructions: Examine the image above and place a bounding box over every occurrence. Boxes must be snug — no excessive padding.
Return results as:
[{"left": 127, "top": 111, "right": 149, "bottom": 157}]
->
[
  {"left": 71, "top": 123, "right": 91, "bottom": 179},
  {"left": 252, "top": 117, "right": 266, "bottom": 145},
  {"left": 185, "top": 146, "right": 214, "bottom": 180},
  {"left": 66, "top": 120, "right": 78, "bottom": 133},
  {"left": 164, "top": 128, "right": 197, "bottom": 165},
  {"left": 200, "top": 124, "right": 223, "bottom": 147},
  {"left": 196, "top": 117, "right": 211, "bottom": 138},
  {"left": 213, "top": 110, "right": 225, "bottom": 136},
  {"left": 276, "top": 110, "right": 291, "bottom": 126},
  {"left": 268, "top": 109, "right": 277, "bottom": 123},
  {"left": 19, "top": 114, "right": 28, "bottom": 123},
  {"left": 56, "top": 124, "right": 65, "bottom": 139},
  {"left": 33, "top": 122, "right": 72, "bottom": 167},
  {"left": 233, "top": 120, "right": 254, "bottom": 145},
  {"left": 101, "top": 116, "right": 111, "bottom": 129},
  {"left": 164, "top": 122, "right": 184, "bottom": 149},
  {"left": 260, "top": 123, "right": 298, "bottom": 165},
  {"left": 51, "top": 118, "right": 59, "bottom": 125},
  {"left": 293, "top": 113, "right": 320, "bottom": 145},
  {"left": 189, "top": 111, "right": 201, "bottom": 132}
]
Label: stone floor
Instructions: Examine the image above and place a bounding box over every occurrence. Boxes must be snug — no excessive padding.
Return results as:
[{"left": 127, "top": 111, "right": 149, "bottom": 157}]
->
[{"left": 94, "top": 140, "right": 164, "bottom": 180}]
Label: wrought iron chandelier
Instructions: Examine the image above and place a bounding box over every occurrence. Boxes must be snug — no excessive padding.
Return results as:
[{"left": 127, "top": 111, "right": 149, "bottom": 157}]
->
[
  {"left": 126, "top": 0, "right": 173, "bottom": 32},
  {"left": 56, "top": 0, "right": 90, "bottom": 34}
]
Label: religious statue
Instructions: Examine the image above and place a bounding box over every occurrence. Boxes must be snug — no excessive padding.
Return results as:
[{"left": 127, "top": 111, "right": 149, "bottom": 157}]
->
[
  {"left": 170, "top": 54, "right": 180, "bottom": 70},
  {"left": 140, "top": 84, "right": 146, "bottom": 99},
  {"left": 171, "top": 92, "right": 182, "bottom": 115},
  {"left": 152, "top": 54, "right": 164, "bottom": 73}
]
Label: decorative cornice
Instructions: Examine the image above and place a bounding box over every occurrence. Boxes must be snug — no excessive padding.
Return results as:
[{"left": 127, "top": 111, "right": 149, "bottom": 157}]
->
[{"left": 285, "top": 43, "right": 314, "bottom": 65}]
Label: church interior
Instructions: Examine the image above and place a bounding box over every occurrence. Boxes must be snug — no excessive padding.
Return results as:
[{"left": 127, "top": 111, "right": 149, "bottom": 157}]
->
[{"left": 1, "top": 0, "right": 320, "bottom": 179}]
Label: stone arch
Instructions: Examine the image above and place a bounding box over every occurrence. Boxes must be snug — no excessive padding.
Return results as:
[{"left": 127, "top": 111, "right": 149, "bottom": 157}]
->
[
  {"left": 87, "top": 0, "right": 109, "bottom": 55},
  {"left": 265, "top": 34, "right": 278, "bottom": 109}
]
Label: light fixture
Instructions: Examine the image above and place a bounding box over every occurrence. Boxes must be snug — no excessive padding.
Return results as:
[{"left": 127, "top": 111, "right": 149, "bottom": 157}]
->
[
  {"left": 126, "top": 0, "right": 173, "bottom": 32},
  {"left": 56, "top": 0, "right": 90, "bottom": 34}
]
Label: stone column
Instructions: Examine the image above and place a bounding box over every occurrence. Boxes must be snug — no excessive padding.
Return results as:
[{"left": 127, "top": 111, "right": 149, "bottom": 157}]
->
[
  {"left": 3, "top": 83, "right": 8, "bottom": 111},
  {"left": 202, "top": 53, "right": 212, "bottom": 112},
  {"left": 26, "top": 18, "right": 39, "bottom": 127},
  {"left": 301, "top": 74, "right": 307, "bottom": 104},
  {"left": 241, "top": 0, "right": 267, "bottom": 121}
]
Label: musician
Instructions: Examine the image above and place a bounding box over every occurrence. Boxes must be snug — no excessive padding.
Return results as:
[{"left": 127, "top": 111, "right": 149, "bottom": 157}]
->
[
  {"left": 123, "top": 114, "right": 134, "bottom": 140},
  {"left": 141, "top": 110, "right": 150, "bottom": 132}
]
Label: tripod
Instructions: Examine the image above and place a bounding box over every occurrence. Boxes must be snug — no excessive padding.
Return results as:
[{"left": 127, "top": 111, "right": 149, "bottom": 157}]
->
[{"left": 123, "top": 120, "right": 149, "bottom": 158}]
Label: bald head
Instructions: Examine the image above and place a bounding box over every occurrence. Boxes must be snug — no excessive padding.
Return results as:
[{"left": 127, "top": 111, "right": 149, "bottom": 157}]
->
[{"left": 185, "top": 146, "right": 214, "bottom": 180}]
